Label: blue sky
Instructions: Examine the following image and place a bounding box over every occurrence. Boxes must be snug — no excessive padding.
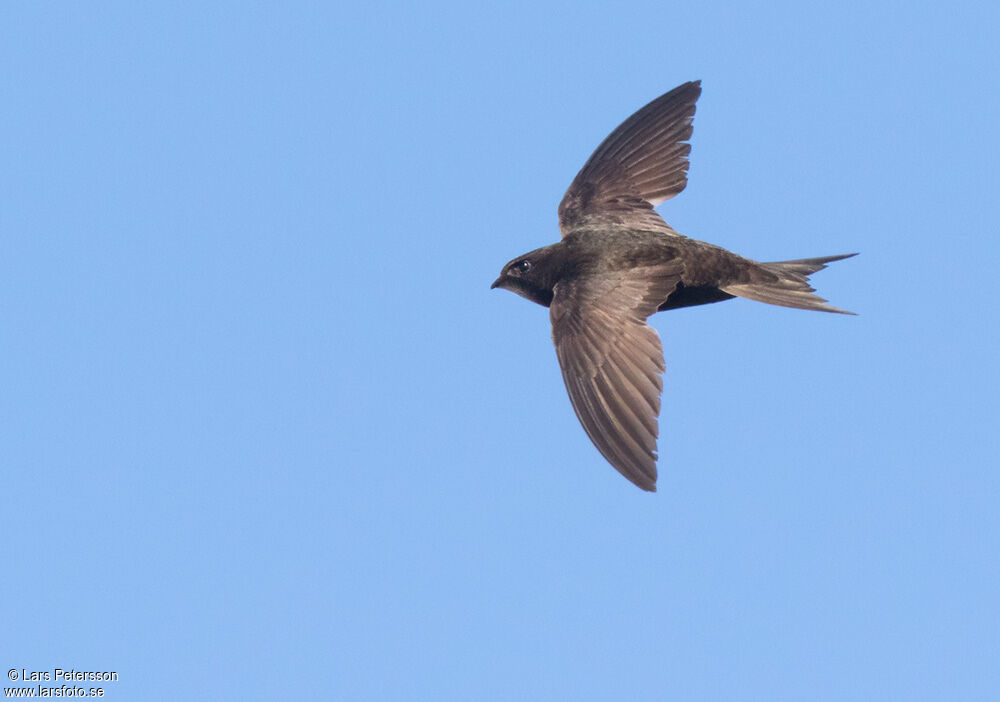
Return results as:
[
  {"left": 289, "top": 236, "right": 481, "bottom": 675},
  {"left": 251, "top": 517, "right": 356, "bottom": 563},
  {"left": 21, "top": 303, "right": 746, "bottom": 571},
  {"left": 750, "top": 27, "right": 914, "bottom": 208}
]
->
[{"left": 2, "top": 2, "right": 998, "bottom": 700}]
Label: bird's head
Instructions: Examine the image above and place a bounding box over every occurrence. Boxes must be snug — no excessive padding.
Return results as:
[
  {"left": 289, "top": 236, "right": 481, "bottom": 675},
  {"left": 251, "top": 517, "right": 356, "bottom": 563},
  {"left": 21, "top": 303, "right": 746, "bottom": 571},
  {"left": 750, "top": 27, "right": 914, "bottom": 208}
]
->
[{"left": 491, "top": 247, "right": 558, "bottom": 307}]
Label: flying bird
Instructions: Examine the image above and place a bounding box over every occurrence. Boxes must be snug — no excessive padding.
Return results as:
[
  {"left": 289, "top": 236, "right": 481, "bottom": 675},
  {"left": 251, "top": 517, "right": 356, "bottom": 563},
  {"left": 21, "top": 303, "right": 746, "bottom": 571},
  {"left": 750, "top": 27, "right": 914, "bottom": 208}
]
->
[{"left": 491, "top": 81, "right": 856, "bottom": 492}]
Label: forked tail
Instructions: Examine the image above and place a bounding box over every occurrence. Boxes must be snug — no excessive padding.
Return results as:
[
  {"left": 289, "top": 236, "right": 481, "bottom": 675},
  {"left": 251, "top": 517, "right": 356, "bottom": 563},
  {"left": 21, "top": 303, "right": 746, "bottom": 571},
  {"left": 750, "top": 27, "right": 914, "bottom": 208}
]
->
[{"left": 722, "top": 253, "right": 857, "bottom": 314}]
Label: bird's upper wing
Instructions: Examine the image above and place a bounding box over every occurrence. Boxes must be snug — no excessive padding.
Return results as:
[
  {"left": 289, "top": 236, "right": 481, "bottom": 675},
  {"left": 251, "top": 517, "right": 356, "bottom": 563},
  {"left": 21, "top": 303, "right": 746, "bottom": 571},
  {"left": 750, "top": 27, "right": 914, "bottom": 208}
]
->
[
  {"left": 557, "top": 81, "right": 702, "bottom": 237},
  {"left": 550, "top": 262, "right": 683, "bottom": 491}
]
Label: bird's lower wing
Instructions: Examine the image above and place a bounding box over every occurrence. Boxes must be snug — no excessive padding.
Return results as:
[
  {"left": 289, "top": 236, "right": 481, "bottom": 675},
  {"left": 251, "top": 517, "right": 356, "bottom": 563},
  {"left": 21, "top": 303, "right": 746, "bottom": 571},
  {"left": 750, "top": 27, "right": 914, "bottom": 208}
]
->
[{"left": 549, "top": 264, "right": 682, "bottom": 491}]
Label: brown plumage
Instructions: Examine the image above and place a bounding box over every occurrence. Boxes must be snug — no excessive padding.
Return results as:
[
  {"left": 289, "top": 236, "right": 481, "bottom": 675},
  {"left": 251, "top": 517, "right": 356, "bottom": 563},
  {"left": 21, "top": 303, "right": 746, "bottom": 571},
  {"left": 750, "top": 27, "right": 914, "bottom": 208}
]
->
[{"left": 491, "top": 81, "right": 856, "bottom": 491}]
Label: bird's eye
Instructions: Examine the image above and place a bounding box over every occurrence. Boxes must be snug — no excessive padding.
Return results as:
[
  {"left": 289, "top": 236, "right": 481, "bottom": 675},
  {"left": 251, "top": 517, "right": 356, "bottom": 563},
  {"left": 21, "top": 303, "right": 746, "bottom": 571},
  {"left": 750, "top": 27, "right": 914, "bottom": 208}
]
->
[{"left": 516, "top": 260, "right": 532, "bottom": 273}]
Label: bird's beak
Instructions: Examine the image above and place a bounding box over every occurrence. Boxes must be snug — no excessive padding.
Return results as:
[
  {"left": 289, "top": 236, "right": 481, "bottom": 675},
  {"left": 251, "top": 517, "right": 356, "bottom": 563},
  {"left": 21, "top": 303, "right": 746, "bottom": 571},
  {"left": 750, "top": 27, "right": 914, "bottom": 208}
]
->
[{"left": 490, "top": 277, "right": 503, "bottom": 289}]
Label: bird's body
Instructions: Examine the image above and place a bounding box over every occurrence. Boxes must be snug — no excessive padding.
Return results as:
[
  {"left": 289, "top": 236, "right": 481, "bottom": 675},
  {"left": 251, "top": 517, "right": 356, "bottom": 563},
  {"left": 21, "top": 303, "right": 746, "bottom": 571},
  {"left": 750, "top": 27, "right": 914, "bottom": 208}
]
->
[{"left": 492, "top": 81, "right": 855, "bottom": 492}]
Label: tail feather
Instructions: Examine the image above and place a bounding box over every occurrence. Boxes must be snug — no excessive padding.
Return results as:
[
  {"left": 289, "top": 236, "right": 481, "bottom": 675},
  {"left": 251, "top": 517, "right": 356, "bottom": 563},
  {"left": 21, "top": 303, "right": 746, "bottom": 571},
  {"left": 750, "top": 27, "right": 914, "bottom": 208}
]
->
[{"left": 722, "top": 253, "right": 857, "bottom": 315}]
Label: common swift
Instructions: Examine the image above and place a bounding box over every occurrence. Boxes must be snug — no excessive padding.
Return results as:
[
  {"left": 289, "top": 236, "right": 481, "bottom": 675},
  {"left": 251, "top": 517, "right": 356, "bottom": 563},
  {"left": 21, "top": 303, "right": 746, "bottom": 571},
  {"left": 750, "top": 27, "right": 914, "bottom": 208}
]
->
[{"left": 491, "top": 81, "right": 855, "bottom": 492}]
